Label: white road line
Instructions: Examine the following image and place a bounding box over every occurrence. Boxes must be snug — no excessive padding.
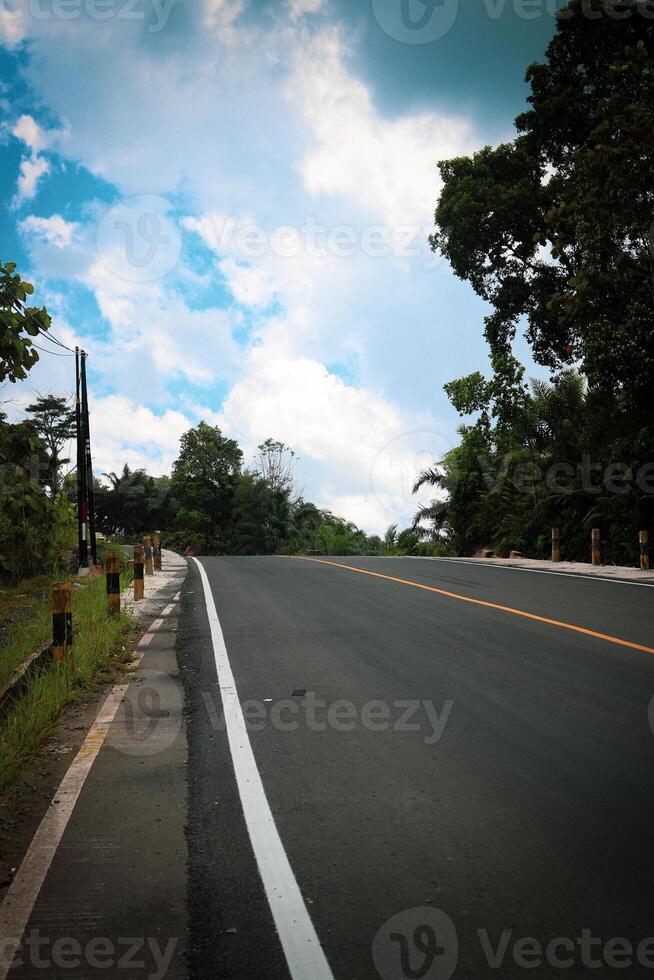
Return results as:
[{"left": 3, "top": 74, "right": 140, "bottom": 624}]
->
[
  {"left": 192, "top": 557, "right": 335, "bottom": 980},
  {"left": 406, "top": 556, "right": 654, "bottom": 588},
  {"left": 0, "top": 614, "right": 172, "bottom": 979}
]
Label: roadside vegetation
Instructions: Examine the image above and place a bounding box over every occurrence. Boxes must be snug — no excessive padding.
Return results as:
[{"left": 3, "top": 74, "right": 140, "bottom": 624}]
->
[
  {"left": 415, "top": 0, "right": 654, "bottom": 565},
  {"left": 0, "top": 566, "right": 132, "bottom": 794},
  {"left": 94, "top": 430, "right": 450, "bottom": 558}
]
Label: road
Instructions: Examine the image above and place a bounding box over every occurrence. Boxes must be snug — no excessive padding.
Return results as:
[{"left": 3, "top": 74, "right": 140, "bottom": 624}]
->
[
  {"left": 4, "top": 553, "right": 654, "bottom": 979},
  {"left": 179, "top": 555, "right": 654, "bottom": 980}
]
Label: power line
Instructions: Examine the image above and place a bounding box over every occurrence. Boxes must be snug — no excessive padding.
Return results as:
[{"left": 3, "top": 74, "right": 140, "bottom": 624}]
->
[
  {"left": 8, "top": 291, "right": 78, "bottom": 354},
  {"left": 31, "top": 342, "right": 75, "bottom": 357},
  {"left": 37, "top": 326, "right": 76, "bottom": 353}
]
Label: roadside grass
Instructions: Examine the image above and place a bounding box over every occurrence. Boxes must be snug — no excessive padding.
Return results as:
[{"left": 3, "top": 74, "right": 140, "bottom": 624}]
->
[
  {"left": 0, "top": 566, "right": 133, "bottom": 796},
  {"left": 0, "top": 587, "right": 51, "bottom": 692}
]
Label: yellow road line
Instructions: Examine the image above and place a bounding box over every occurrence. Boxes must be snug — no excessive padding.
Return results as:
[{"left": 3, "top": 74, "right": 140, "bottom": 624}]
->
[{"left": 291, "top": 556, "right": 654, "bottom": 657}]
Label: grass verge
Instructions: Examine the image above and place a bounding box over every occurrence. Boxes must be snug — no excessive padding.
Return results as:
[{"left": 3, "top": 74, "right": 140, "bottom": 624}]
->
[{"left": 0, "top": 568, "right": 133, "bottom": 795}]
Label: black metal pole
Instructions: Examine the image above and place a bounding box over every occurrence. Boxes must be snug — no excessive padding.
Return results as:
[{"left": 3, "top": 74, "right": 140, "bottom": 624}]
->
[
  {"left": 80, "top": 352, "right": 97, "bottom": 566},
  {"left": 75, "top": 355, "right": 89, "bottom": 568},
  {"left": 75, "top": 347, "right": 88, "bottom": 567}
]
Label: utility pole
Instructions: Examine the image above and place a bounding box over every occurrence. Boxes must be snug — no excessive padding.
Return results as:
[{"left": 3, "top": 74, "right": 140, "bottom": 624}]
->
[
  {"left": 80, "top": 351, "right": 98, "bottom": 566},
  {"left": 75, "top": 348, "right": 88, "bottom": 568}
]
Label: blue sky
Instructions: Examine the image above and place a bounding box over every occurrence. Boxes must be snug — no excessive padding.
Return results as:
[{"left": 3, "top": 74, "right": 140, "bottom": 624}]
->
[{"left": 0, "top": 0, "right": 559, "bottom": 533}]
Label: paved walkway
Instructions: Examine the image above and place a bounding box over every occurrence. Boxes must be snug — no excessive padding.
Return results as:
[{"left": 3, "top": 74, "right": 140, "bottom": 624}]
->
[{"left": 0, "top": 551, "right": 189, "bottom": 980}]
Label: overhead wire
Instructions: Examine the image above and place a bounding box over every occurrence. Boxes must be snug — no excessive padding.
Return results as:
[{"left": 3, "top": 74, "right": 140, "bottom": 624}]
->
[{"left": 8, "top": 291, "right": 80, "bottom": 355}]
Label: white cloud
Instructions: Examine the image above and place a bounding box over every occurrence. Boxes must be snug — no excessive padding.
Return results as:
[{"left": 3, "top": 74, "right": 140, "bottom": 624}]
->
[
  {"left": 11, "top": 114, "right": 64, "bottom": 205},
  {"left": 12, "top": 114, "right": 50, "bottom": 153},
  {"left": 217, "top": 345, "right": 445, "bottom": 532},
  {"left": 14, "top": 154, "right": 50, "bottom": 204},
  {"left": 90, "top": 395, "right": 192, "bottom": 478},
  {"left": 0, "top": 1, "right": 25, "bottom": 47},
  {"left": 288, "top": 0, "right": 324, "bottom": 19},
  {"left": 19, "top": 213, "right": 78, "bottom": 247},
  {"left": 82, "top": 260, "right": 242, "bottom": 388},
  {"left": 6, "top": 4, "right": 490, "bottom": 530},
  {"left": 291, "top": 28, "right": 476, "bottom": 228},
  {"left": 218, "top": 257, "right": 276, "bottom": 308}
]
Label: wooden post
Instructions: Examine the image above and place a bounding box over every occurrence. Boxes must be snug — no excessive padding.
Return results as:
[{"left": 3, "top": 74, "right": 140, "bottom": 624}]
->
[
  {"left": 106, "top": 551, "right": 121, "bottom": 615},
  {"left": 52, "top": 582, "right": 73, "bottom": 668},
  {"left": 591, "top": 528, "right": 601, "bottom": 566},
  {"left": 640, "top": 530, "right": 650, "bottom": 571},
  {"left": 134, "top": 544, "right": 145, "bottom": 600},
  {"left": 551, "top": 527, "right": 560, "bottom": 563},
  {"left": 144, "top": 534, "right": 154, "bottom": 575},
  {"left": 153, "top": 530, "right": 162, "bottom": 572}
]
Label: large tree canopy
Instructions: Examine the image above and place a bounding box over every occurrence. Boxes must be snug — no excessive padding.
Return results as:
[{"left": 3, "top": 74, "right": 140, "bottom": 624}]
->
[
  {"left": 431, "top": 0, "right": 654, "bottom": 424},
  {"left": 423, "top": 0, "right": 654, "bottom": 564}
]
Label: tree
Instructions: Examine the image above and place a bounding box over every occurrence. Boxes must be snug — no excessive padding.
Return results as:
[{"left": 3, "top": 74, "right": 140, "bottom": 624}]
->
[
  {"left": 170, "top": 422, "right": 243, "bottom": 552},
  {"left": 1, "top": 262, "right": 52, "bottom": 383},
  {"left": 25, "top": 394, "right": 76, "bottom": 498},
  {"left": 253, "top": 438, "right": 298, "bottom": 496},
  {"left": 431, "top": 0, "right": 654, "bottom": 426},
  {"left": 426, "top": 0, "right": 654, "bottom": 563},
  {"left": 231, "top": 472, "right": 297, "bottom": 555},
  {"left": 0, "top": 412, "right": 74, "bottom": 583},
  {"left": 94, "top": 465, "right": 172, "bottom": 536}
]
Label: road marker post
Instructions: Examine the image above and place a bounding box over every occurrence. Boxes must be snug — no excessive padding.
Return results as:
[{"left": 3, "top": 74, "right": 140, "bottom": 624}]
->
[
  {"left": 144, "top": 534, "right": 154, "bottom": 576},
  {"left": 551, "top": 527, "right": 560, "bottom": 563},
  {"left": 52, "top": 582, "right": 73, "bottom": 669},
  {"left": 134, "top": 543, "right": 145, "bottom": 600},
  {"left": 591, "top": 528, "right": 601, "bottom": 566},
  {"left": 106, "top": 551, "right": 121, "bottom": 616},
  {"left": 153, "top": 530, "right": 162, "bottom": 571},
  {"left": 640, "top": 531, "right": 649, "bottom": 571}
]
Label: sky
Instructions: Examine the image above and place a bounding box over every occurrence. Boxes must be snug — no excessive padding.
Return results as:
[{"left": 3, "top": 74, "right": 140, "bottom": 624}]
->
[{"left": 0, "top": 0, "right": 562, "bottom": 534}]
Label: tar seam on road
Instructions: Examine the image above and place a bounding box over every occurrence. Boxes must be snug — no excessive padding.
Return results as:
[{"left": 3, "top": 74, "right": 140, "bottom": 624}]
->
[
  {"left": 192, "top": 557, "right": 336, "bottom": 980},
  {"left": 0, "top": 598, "right": 180, "bottom": 979},
  {"left": 291, "top": 557, "right": 654, "bottom": 657}
]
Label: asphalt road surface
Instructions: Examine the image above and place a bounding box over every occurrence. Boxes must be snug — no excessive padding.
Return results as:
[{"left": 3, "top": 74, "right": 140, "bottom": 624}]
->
[{"left": 179, "top": 556, "right": 654, "bottom": 980}]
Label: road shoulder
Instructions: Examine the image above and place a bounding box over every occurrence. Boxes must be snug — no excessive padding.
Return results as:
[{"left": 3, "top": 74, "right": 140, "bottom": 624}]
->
[{"left": 0, "top": 551, "right": 188, "bottom": 979}]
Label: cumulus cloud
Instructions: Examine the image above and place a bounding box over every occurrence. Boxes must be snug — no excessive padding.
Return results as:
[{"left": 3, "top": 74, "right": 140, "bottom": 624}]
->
[
  {"left": 90, "top": 395, "right": 193, "bottom": 478},
  {"left": 291, "top": 28, "right": 476, "bottom": 229},
  {"left": 217, "top": 345, "right": 447, "bottom": 533},
  {"left": 10, "top": 114, "right": 67, "bottom": 205},
  {"left": 14, "top": 154, "right": 49, "bottom": 204},
  {"left": 6, "top": 1, "right": 487, "bottom": 530},
  {"left": 12, "top": 114, "right": 50, "bottom": 153},
  {"left": 19, "top": 213, "right": 78, "bottom": 247}
]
